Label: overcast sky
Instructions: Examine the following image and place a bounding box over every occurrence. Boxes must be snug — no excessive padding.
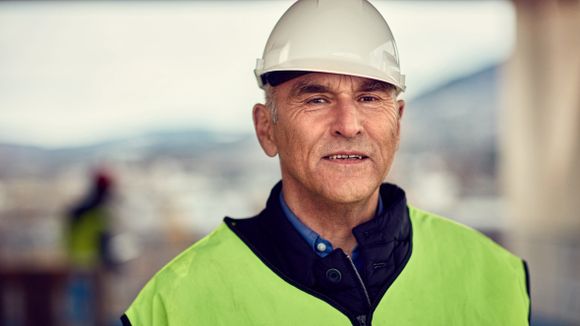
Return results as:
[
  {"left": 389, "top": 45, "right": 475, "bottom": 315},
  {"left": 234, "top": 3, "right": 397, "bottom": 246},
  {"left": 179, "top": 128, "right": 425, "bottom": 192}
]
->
[{"left": 0, "top": 1, "right": 514, "bottom": 148}]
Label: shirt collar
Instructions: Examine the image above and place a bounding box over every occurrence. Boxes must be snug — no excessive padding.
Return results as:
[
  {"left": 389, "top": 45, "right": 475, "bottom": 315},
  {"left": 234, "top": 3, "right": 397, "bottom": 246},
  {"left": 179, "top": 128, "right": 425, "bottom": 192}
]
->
[{"left": 279, "top": 191, "right": 384, "bottom": 258}]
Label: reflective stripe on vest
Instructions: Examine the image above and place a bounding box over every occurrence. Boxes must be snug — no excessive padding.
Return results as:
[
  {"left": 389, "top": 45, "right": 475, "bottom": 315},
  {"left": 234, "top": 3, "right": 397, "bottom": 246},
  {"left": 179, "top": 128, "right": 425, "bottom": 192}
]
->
[{"left": 125, "top": 206, "right": 529, "bottom": 325}]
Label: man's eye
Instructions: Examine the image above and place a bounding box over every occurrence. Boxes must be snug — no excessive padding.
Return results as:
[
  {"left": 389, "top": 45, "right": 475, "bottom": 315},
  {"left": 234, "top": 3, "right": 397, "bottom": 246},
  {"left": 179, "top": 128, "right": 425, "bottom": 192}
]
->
[
  {"left": 307, "top": 97, "right": 328, "bottom": 104},
  {"left": 359, "top": 96, "right": 378, "bottom": 102}
]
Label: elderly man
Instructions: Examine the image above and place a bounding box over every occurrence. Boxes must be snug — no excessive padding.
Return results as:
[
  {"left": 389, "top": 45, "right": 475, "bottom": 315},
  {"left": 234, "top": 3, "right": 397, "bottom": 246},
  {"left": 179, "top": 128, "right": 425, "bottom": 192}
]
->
[{"left": 122, "top": 0, "right": 530, "bottom": 325}]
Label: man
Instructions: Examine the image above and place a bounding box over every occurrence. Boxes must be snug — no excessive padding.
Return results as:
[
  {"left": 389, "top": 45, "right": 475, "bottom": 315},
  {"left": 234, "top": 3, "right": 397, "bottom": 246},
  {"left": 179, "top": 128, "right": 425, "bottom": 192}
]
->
[
  {"left": 122, "top": 0, "right": 530, "bottom": 325},
  {"left": 67, "top": 169, "right": 115, "bottom": 325}
]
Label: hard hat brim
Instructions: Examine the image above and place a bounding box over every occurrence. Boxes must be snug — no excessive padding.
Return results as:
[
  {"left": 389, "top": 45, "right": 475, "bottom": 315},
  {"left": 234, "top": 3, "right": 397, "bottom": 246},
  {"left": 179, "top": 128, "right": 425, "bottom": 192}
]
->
[{"left": 255, "top": 57, "right": 405, "bottom": 93}]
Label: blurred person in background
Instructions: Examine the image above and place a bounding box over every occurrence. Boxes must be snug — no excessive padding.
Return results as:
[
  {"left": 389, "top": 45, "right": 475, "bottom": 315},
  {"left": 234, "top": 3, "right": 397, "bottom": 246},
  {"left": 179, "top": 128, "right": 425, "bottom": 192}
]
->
[
  {"left": 122, "top": 0, "right": 530, "bottom": 325},
  {"left": 66, "top": 168, "right": 115, "bottom": 325}
]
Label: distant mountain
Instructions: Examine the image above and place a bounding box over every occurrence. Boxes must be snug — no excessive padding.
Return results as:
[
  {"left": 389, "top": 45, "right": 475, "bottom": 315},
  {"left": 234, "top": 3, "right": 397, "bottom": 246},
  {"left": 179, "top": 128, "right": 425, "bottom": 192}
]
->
[
  {"left": 401, "top": 64, "right": 500, "bottom": 180},
  {"left": 0, "top": 130, "right": 256, "bottom": 178},
  {"left": 0, "top": 64, "right": 501, "bottom": 183}
]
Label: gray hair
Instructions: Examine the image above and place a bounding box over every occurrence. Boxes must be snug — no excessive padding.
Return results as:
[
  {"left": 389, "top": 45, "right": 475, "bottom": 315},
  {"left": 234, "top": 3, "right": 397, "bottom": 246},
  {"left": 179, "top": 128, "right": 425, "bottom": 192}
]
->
[{"left": 264, "top": 85, "right": 279, "bottom": 123}]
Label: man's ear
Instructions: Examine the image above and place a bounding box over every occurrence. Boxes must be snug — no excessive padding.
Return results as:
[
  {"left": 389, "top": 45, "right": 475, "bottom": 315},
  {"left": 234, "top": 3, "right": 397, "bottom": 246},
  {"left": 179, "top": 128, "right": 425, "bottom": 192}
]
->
[
  {"left": 397, "top": 99, "right": 405, "bottom": 122},
  {"left": 395, "top": 99, "right": 405, "bottom": 149},
  {"left": 252, "top": 103, "right": 278, "bottom": 157}
]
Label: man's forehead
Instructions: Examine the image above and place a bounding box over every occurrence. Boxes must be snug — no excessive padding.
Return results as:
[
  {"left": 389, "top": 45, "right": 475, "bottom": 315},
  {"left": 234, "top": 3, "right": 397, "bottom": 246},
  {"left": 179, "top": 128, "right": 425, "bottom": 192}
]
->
[{"left": 282, "top": 72, "right": 395, "bottom": 95}]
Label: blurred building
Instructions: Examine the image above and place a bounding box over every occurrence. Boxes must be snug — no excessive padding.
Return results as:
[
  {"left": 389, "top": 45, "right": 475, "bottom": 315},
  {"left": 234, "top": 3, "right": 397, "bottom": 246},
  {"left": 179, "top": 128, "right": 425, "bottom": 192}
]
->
[{"left": 502, "top": 0, "right": 580, "bottom": 325}]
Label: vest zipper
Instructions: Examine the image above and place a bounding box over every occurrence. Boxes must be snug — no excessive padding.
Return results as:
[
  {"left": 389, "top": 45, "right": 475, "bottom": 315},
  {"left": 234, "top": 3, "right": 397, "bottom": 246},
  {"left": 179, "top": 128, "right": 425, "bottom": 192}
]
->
[
  {"left": 345, "top": 254, "right": 371, "bottom": 325},
  {"left": 355, "top": 314, "right": 368, "bottom": 326},
  {"left": 346, "top": 254, "right": 371, "bottom": 307}
]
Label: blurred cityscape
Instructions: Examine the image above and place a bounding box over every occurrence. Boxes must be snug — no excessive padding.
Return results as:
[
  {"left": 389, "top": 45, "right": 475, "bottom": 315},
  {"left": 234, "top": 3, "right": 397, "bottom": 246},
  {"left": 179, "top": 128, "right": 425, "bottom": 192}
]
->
[{"left": 0, "top": 64, "right": 507, "bottom": 325}]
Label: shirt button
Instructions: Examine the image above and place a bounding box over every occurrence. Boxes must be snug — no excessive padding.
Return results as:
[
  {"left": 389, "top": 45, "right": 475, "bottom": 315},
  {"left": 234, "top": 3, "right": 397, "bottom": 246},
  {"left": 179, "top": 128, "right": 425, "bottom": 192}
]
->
[
  {"left": 326, "top": 268, "right": 342, "bottom": 283},
  {"left": 316, "top": 242, "right": 327, "bottom": 252}
]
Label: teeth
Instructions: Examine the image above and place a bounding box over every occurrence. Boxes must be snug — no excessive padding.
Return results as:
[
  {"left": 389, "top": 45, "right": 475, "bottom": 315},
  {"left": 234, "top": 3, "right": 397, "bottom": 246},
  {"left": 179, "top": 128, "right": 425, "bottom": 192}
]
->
[{"left": 328, "top": 154, "right": 364, "bottom": 160}]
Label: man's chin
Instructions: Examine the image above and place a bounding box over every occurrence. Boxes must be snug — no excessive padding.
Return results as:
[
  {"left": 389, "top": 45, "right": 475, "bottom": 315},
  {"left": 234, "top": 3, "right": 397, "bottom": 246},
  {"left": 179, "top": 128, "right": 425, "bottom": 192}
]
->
[{"left": 316, "top": 182, "right": 379, "bottom": 205}]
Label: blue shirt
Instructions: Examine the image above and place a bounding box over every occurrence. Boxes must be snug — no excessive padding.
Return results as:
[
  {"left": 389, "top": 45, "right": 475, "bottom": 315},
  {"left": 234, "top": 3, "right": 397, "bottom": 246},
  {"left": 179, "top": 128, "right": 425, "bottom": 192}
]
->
[{"left": 279, "top": 192, "right": 384, "bottom": 271}]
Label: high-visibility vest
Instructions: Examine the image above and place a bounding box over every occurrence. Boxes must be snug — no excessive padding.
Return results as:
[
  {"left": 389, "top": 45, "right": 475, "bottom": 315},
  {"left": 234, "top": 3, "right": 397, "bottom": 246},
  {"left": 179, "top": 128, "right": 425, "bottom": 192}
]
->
[
  {"left": 67, "top": 207, "right": 108, "bottom": 268},
  {"left": 124, "top": 206, "right": 530, "bottom": 325}
]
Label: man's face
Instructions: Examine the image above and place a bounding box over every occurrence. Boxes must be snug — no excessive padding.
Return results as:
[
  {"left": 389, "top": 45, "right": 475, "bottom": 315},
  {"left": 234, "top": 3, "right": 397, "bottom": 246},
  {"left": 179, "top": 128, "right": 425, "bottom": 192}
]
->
[{"left": 253, "top": 73, "right": 405, "bottom": 205}]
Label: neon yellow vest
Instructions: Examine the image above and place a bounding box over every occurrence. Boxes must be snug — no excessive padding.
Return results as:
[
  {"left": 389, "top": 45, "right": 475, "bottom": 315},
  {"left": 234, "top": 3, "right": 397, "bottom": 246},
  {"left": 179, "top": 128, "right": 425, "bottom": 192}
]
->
[
  {"left": 67, "top": 207, "right": 107, "bottom": 268},
  {"left": 125, "top": 206, "right": 529, "bottom": 325}
]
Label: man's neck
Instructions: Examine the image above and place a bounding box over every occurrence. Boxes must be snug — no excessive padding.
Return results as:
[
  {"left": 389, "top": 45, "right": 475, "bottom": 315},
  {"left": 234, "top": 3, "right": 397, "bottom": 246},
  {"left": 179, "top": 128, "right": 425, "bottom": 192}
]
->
[{"left": 282, "top": 185, "right": 380, "bottom": 256}]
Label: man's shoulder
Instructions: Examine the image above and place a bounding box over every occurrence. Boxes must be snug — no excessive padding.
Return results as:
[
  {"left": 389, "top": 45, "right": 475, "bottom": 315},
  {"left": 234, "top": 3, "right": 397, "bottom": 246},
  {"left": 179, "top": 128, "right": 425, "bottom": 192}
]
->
[
  {"left": 407, "top": 205, "right": 522, "bottom": 266},
  {"left": 142, "top": 222, "right": 243, "bottom": 288},
  {"left": 409, "top": 205, "right": 500, "bottom": 242},
  {"left": 124, "top": 219, "right": 279, "bottom": 324},
  {"left": 405, "top": 205, "right": 530, "bottom": 318}
]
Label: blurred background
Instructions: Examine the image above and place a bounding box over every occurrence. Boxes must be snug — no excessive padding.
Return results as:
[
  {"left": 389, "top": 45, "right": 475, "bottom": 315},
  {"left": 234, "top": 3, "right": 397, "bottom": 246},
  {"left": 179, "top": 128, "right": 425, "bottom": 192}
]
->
[{"left": 0, "top": 0, "right": 578, "bottom": 325}]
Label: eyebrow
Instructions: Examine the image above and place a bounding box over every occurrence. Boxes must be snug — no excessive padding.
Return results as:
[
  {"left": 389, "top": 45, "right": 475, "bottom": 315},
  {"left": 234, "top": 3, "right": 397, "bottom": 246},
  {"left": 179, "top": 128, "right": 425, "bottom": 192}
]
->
[
  {"left": 290, "top": 81, "right": 331, "bottom": 98},
  {"left": 358, "top": 80, "right": 395, "bottom": 93},
  {"left": 289, "top": 79, "right": 395, "bottom": 98}
]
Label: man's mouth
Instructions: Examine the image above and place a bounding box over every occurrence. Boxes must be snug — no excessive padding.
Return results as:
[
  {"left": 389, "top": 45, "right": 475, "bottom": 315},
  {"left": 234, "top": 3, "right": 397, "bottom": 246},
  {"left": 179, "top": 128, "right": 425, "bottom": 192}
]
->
[{"left": 324, "top": 154, "right": 368, "bottom": 161}]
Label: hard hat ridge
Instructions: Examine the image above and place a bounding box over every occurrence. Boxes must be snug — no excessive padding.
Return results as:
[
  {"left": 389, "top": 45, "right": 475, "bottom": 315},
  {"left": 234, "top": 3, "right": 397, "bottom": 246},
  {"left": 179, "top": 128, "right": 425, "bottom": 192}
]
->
[{"left": 255, "top": 0, "right": 406, "bottom": 92}]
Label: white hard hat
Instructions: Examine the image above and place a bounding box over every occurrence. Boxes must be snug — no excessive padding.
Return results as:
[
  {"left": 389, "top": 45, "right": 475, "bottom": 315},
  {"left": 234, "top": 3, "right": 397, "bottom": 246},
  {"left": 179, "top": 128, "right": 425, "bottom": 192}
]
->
[{"left": 255, "top": 0, "right": 406, "bottom": 92}]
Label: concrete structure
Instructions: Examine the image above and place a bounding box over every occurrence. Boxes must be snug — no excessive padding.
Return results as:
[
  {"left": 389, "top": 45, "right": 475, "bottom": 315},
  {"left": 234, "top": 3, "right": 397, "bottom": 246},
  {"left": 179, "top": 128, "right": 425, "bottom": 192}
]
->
[{"left": 502, "top": 0, "right": 580, "bottom": 324}]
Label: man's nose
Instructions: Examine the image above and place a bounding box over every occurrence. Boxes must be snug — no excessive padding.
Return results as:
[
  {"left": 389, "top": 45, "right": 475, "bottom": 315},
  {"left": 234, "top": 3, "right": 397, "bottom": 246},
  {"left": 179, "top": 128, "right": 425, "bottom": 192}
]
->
[{"left": 332, "top": 99, "right": 363, "bottom": 138}]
